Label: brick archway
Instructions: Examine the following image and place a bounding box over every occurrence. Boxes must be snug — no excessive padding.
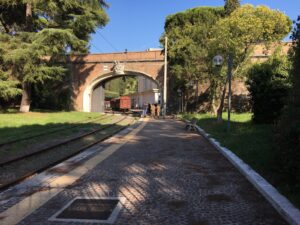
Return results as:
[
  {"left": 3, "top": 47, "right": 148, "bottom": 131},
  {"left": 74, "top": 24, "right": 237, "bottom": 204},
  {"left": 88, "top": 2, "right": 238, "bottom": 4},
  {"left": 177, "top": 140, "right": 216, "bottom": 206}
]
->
[
  {"left": 83, "top": 70, "right": 161, "bottom": 112},
  {"left": 69, "top": 50, "right": 164, "bottom": 112}
]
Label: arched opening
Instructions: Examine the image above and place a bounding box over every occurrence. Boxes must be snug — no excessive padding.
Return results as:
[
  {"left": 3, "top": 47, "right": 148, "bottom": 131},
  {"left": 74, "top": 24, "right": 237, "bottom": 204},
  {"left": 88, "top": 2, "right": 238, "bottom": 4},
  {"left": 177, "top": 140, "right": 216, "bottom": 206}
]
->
[{"left": 83, "top": 71, "right": 161, "bottom": 113}]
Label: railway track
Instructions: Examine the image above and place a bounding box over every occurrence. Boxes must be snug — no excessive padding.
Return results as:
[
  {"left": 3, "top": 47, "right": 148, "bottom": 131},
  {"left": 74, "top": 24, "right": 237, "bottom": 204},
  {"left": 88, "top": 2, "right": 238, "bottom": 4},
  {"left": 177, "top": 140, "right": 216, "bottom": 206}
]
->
[
  {"left": 0, "top": 114, "right": 116, "bottom": 165},
  {"left": 0, "top": 114, "right": 109, "bottom": 148},
  {"left": 0, "top": 115, "right": 134, "bottom": 190},
  {"left": 0, "top": 114, "right": 118, "bottom": 166}
]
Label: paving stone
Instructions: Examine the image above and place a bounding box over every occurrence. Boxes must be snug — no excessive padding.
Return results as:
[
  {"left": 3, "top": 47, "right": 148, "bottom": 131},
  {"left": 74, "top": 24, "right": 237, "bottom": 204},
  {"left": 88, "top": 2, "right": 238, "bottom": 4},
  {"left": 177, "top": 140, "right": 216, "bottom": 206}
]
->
[{"left": 17, "top": 119, "right": 288, "bottom": 225}]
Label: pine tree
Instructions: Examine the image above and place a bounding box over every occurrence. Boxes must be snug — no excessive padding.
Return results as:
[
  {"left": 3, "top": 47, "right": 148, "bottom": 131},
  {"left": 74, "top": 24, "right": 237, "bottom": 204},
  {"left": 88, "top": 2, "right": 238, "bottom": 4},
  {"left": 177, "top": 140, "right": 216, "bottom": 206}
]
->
[
  {"left": 0, "top": 0, "right": 109, "bottom": 112},
  {"left": 224, "top": 0, "right": 240, "bottom": 15}
]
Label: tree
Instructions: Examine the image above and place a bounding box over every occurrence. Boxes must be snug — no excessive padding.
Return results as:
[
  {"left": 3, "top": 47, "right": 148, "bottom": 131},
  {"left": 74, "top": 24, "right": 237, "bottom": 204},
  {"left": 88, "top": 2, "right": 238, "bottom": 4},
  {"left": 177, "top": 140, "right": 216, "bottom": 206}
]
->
[
  {"left": 276, "top": 16, "right": 300, "bottom": 188},
  {"left": 161, "top": 7, "right": 225, "bottom": 112},
  {"left": 224, "top": 0, "right": 240, "bottom": 15},
  {"left": 0, "top": 0, "right": 109, "bottom": 112},
  {"left": 210, "top": 4, "right": 292, "bottom": 121}
]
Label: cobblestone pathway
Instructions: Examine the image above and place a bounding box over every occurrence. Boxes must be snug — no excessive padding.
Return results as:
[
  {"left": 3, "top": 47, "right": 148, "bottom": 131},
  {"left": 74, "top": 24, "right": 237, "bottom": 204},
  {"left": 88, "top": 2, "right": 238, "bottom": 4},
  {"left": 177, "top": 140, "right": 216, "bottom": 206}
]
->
[{"left": 18, "top": 119, "right": 288, "bottom": 225}]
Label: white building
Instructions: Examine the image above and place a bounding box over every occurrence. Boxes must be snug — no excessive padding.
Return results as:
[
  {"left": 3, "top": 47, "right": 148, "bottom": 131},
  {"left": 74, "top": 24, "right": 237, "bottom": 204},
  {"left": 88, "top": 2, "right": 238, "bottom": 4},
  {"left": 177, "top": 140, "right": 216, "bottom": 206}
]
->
[{"left": 130, "top": 76, "right": 160, "bottom": 108}]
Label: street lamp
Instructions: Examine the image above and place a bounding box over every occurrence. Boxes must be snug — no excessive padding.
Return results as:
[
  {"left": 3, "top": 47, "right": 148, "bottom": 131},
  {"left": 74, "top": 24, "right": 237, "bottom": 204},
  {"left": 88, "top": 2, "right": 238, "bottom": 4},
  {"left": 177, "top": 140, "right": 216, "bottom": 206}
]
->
[
  {"left": 187, "top": 80, "right": 194, "bottom": 88},
  {"left": 163, "top": 36, "right": 168, "bottom": 117},
  {"left": 213, "top": 54, "right": 233, "bottom": 131},
  {"left": 226, "top": 54, "right": 233, "bottom": 132},
  {"left": 213, "top": 55, "right": 224, "bottom": 67}
]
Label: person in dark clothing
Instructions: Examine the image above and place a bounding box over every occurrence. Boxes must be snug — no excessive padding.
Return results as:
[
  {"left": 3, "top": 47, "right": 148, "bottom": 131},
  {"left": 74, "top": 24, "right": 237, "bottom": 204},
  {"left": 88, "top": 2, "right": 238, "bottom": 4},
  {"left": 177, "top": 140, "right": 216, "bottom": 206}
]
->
[
  {"left": 154, "top": 104, "right": 158, "bottom": 118},
  {"left": 147, "top": 103, "right": 151, "bottom": 115}
]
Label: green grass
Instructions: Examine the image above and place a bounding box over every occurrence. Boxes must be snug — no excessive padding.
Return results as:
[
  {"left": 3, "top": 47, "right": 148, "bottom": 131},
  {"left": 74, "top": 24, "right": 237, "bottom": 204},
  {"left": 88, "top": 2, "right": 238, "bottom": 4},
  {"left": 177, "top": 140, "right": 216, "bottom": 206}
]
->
[
  {"left": 182, "top": 112, "right": 300, "bottom": 209},
  {"left": 0, "top": 111, "right": 103, "bottom": 143},
  {"left": 183, "top": 113, "right": 273, "bottom": 174}
]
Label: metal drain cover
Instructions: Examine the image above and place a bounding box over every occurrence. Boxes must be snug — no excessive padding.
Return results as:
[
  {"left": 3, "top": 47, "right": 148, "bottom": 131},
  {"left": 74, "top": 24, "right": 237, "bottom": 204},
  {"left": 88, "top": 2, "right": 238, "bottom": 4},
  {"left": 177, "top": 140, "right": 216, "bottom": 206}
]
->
[{"left": 49, "top": 197, "right": 125, "bottom": 223}]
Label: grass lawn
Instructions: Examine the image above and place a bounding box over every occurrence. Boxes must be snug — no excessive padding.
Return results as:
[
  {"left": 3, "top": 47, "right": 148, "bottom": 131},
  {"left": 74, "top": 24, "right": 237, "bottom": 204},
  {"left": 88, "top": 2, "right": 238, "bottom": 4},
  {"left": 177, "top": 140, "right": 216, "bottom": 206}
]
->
[
  {"left": 0, "top": 111, "right": 103, "bottom": 144},
  {"left": 182, "top": 112, "right": 300, "bottom": 209},
  {"left": 0, "top": 113, "right": 134, "bottom": 188}
]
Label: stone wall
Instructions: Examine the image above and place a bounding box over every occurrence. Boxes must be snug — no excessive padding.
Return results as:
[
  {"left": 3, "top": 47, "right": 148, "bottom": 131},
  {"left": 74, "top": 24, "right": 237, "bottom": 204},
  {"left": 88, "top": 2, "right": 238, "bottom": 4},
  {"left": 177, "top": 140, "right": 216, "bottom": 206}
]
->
[
  {"left": 192, "top": 79, "right": 250, "bottom": 112},
  {"left": 190, "top": 42, "right": 292, "bottom": 112}
]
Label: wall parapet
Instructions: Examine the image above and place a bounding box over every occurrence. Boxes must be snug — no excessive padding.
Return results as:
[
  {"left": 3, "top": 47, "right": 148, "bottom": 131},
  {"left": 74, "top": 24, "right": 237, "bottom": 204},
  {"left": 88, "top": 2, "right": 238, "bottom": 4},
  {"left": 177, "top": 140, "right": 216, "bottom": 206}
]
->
[{"left": 69, "top": 50, "right": 164, "bottom": 63}]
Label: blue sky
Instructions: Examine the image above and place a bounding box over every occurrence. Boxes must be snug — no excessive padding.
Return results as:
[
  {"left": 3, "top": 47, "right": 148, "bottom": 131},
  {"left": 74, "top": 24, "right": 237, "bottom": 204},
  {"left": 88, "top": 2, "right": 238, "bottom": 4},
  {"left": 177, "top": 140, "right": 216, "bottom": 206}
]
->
[{"left": 90, "top": 0, "right": 300, "bottom": 53}]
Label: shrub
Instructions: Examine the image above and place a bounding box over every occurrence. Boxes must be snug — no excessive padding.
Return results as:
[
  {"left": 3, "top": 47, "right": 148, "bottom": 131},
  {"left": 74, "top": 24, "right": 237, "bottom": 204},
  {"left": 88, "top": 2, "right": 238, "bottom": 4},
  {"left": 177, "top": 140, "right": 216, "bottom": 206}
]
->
[
  {"left": 276, "top": 16, "right": 300, "bottom": 188},
  {"left": 246, "top": 50, "right": 291, "bottom": 123},
  {"left": 31, "top": 73, "right": 72, "bottom": 111}
]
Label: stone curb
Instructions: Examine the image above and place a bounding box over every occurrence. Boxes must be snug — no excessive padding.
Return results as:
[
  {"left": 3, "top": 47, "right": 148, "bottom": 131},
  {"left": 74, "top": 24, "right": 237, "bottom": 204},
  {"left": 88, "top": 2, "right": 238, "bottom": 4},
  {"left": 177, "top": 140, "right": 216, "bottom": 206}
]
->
[{"left": 184, "top": 119, "right": 300, "bottom": 225}]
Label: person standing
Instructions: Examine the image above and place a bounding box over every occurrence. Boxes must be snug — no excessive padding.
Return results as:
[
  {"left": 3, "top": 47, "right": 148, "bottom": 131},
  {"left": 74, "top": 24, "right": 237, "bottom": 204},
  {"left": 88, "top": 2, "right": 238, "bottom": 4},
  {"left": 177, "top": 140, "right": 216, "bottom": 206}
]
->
[
  {"left": 147, "top": 103, "right": 151, "bottom": 115},
  {"left": 151, "top": 104, "right": 155, "bottom": 117},
  {"left": 154, "top": 104, "right": 160, "bottom": 119},
  {"left": 142, "top": 103, "right": 147, "bottom": 117},
  {"left": 157, "top": 104, "right": 161, "bottom": 118}
]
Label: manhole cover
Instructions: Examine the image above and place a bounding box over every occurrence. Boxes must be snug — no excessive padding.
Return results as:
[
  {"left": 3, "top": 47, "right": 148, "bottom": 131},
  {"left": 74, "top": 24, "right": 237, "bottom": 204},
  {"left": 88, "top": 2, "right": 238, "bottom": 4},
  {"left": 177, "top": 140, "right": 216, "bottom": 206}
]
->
[{"left": 49, "top": 197, "right": 125, "bottom": 223}]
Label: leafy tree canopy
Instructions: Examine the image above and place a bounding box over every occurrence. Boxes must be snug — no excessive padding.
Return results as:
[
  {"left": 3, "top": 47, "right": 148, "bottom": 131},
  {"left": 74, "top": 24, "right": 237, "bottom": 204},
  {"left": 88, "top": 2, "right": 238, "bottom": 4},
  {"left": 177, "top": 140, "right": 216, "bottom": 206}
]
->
[
  {"left": 224, "top": 0, "right": 240, "bottom": 15},
  {"left": 161, "top": 3, "right": 291, "bottom": 114},
  {"left": 0, "top": 0, "right": 109, "bottom": 52},
  {"left": 0, "top": 0, "right": 109, "bottom": 110},
  {"left": 0, "top": 72, "right": 21, "bottom": 101},
  {"left": 207, "top": 4, "right": 292, "bottom": 117},
  {"left": 0, "top": 33, "right": 22, "bottom": 101},
  {"left": 211, "top": 4, "right": 292, "bottom": 57},
  {"left": 162, "top": 7, "right": 225, "bottom": 87}
]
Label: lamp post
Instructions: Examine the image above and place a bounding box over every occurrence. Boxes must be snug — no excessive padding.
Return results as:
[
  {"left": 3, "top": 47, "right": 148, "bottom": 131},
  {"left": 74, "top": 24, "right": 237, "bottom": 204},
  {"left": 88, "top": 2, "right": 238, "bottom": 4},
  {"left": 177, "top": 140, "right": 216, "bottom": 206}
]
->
[
  {"left": 227, "top": 54, "right": 233, "bottom": 131},
  {"left": 177, "top": 88, "right": 182, "bottom": 113},
  {"left": 163, "top": 36, "right": 168, "bottom": 117},
  {"left": 213, "top": 54, "right": 233, "bottom": 131}
]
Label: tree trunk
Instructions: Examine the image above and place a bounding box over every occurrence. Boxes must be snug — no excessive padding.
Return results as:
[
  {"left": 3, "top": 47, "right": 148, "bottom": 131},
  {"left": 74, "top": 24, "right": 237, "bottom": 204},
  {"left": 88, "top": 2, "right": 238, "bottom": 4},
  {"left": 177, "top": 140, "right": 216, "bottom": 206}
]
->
[
  {"left": 184, "top": 91, "right": 188, "bottom": 113},
  {"left": 209, "top": 79, "right": 218, "bottom": 115},
  {"left": 194, "top": 80, "right": 199, "bottom": 110},
  {"left": 217, "top": 77, "right": 228, "bottom": 122},
  {"left": 211, "top": 97, "right": 217, "bottom": 115},
  {"left": 183, "top": 93, "right": 186, "bottom": 113},
  {"left": 0, "top": 18, "right": 10, "bottom": 33},
  {"left": 26, "top": 2, "right": 32, "bottom": 18},
  {"left": 20, "top": 82, "right": 31, "bottom": 112},
  {"left": 19, "top": 2, "right": 33, "bottom": 113}
]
